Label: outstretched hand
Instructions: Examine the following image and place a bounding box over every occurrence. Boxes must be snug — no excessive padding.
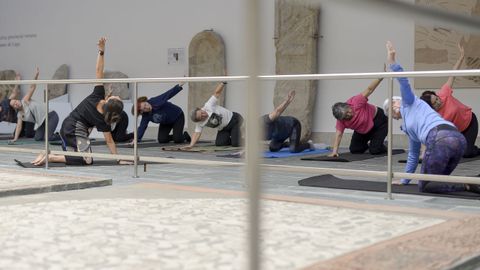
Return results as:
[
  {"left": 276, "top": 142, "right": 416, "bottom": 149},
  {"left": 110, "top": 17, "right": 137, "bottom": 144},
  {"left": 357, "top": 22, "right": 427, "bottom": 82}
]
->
[
  {"left": 386, "top": 41, "right": 396, "bottom": 64},
  {"left": 34, "top": 67, "right": 40, "bottom": 79},
  {"left": 287, "top": 90, "right": 296, "bottom": 103},
  {"left": 97, "top": 37, "right": 107, "bottom": 52},
  {"left": 457, "top": 41, "right": 465, "bottom": 59}
]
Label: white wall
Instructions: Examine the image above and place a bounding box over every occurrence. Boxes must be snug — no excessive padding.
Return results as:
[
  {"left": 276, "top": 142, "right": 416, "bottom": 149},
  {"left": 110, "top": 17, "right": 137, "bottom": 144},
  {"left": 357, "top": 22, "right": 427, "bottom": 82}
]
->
[{"left": 1, "top": 0, "right": 478, "bottom": 136}]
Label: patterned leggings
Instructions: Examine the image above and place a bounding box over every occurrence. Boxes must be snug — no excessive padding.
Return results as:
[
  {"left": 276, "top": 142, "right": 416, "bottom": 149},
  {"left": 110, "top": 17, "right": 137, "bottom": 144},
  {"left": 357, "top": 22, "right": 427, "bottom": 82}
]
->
[{"left": 419, "top": 125, "right": 466, "bottom": 193}]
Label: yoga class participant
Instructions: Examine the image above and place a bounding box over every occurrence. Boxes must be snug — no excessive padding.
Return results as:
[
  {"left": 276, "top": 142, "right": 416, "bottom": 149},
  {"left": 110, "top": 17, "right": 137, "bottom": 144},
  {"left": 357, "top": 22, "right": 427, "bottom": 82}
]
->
[
  {"left": 186, "top": 82, "right": 243, "bottom": 149},
  {"left": 10, "top": 67, "right": 60, "bottom": 143},
  {"left": 420, "top": 42, "right": 479, "bottom": 158},
  {"left": 133, "top": 83, "right": 190, "bottom": 144},
  {"left": 330, "top": 71, "right": 386, "bottom": 157},
  {"left": 263, "top": 90, "right": 313, "bottom": 153},
  {"left": 32, "top": 37, "right": 131, "bottom": 166},
  {"left": 384, "top": 41, "right": 479, "bottom": 194}
]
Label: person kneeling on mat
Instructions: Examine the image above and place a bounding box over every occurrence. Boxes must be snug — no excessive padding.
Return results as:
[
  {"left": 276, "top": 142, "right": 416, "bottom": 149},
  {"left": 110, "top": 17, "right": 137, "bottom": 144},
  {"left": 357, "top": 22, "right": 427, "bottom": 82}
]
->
[
  {"left": 329, "top": 70, "right": 387, "bottom": 157},
  {"left": 384, "top": 41, "right": 479, "bottom": 194},
  {"left": 10, "top": 67, "right": 60, "bottom": 143},
  {"left": 32, "top": 37, "right": 132, "bottom": 166},
  {"left": 185, "top": 82, "right": 243, "bottom": 149},
  {"left": 133, "top": 83, "right": 190, "bottom": 144},
  {"left": 419, "top": 41, "right": 479, "bottom": 158},
  {"left": 263, "top": 90, "right": 313, "bottom": 153}
]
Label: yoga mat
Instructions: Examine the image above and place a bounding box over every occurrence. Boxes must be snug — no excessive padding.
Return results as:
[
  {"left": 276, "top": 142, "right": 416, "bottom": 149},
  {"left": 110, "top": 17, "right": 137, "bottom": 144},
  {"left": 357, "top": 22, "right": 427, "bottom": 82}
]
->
[
  {"left": 50, "top": 139, "right": 158, "bottom": 147},
  {"left": 162, "top": 145, "right": 242, "bottom": 153},
  {"left": 264, "top": 148, "right": 330, "bottom": 158},
  {"left": 301, "top": 149, "right": 405, "bottom": 162},
  {"left": 14, "top": 159, "right": 153, "bottom": 168},
  {"left": 298, "top": 174, "right": 480, "bottom": 200},
  {"left": 399, "top": 154, "right": 480, "bottom": 164},
  {"left": 0, "top": 138, "right": 44, "bottom": 145},
  {"left": 116, "top": 140, "right": 212, "bottom": 149}
]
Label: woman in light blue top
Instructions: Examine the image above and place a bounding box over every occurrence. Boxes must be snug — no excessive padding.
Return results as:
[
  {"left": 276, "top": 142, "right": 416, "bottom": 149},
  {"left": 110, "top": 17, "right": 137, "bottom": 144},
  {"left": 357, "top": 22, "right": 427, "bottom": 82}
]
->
[{"left": 383, "top": 41, "right": 479, "bottom": 194}]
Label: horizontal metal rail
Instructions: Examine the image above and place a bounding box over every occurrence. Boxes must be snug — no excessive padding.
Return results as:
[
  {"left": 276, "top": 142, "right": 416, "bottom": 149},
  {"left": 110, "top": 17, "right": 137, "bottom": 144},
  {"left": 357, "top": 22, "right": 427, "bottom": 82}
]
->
[{"left": 2, "top": 69, "right": 480, "bottom": 85}]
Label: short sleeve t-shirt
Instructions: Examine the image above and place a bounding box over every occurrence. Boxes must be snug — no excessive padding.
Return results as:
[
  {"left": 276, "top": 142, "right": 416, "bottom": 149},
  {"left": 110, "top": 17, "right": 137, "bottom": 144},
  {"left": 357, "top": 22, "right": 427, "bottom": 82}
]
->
[
  {"left": 68, "top": 85, "right": 111, "bottom": 132},
  {"left": 18, "top": 100, "right": 46, "bottom": 130},
  {"left": 437, "top": 84, "right": 472, "bottom": 132},
  {"left": 335, "top": 94, "right": 376, "bottom": 134},
  {"left": 195, "top": 95, "right": 233, "bottom": 133}
]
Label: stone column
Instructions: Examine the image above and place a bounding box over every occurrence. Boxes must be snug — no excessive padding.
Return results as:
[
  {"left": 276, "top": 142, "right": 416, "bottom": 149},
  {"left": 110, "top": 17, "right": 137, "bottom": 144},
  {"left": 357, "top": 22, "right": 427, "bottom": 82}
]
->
[
  {"left": 188, "top": 30, "right": 226, "bottom": 140},
  {"left": 274, "top": 0, "right": 319, "bottom": 141}
]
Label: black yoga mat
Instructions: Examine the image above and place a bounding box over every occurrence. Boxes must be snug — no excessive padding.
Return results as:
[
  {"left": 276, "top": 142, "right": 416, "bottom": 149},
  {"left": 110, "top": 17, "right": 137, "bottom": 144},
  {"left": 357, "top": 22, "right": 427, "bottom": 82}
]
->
[
  {"left": 399, "top": 154, "right": 480, "bottom": 164},
  {"left": 301, "top": 149, "right": 405, "bottom": 162},
  {"left": 298, "top": 174, "right": 480, "bottom": 200},
  {"left": 14, "top": 159, "right": 152, "bottom": 168}
]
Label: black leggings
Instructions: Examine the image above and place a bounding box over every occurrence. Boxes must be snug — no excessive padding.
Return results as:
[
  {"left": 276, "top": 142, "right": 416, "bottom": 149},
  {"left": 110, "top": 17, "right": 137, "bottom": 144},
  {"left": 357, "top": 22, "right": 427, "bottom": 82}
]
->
[
  {"left": 269, "top": 118, "right": 310, "bottom": 153},
  {"left": 34, "top": 111, "right": 59, "bottom": 141},
  {"left": 462, "top": 112, "right": 479, "bottom": 158},
  {"left": 215, "top": 112, "right": 243, "bottom": 147},
  {"left": 111, "top": 111, "right": 134, "bottom": 143},
  {"left": 350, "top": 107, "right": 388, "bottom": 155},
  {"left": 158, "top": 112, "right": 187, "bottom": 144}
]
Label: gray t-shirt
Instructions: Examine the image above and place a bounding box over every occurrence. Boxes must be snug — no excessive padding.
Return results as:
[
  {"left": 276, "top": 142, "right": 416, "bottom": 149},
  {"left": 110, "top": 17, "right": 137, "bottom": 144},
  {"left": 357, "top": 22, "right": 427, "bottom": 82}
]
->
[{"left": 18, "top": 100, "right": 46, "bottom": 130}]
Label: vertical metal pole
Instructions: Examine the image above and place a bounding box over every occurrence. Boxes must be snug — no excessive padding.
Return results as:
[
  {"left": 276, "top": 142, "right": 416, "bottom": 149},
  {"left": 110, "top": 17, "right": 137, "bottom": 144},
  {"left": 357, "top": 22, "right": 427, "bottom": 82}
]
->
[
  {"left": 246, "top": 0, "right": 261, "bottom": 269},
  {"left": 44, "top": 85, "right": 49, "bottom": 170},
  {"left": 386, "top": 78, "right": 393, "bottom": 200},
  {"left": 133, "top": 82, "right": 139, "bottom": 178}
]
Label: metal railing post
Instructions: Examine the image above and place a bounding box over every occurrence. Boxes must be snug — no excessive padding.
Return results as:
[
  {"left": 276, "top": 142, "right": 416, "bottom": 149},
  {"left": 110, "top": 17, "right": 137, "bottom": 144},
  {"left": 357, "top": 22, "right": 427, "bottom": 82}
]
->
[
  {"left": 44, "top": 85, "right": 49, "bottom": 170},
  {"left": 133, "top": 82, "right": 139, "bottom": 178},
  {"left": 246, "top": 0, "right": 261, "bottom": 268},
  {"left": 386, "top": 78, "right": 393, "bottom": 200}
]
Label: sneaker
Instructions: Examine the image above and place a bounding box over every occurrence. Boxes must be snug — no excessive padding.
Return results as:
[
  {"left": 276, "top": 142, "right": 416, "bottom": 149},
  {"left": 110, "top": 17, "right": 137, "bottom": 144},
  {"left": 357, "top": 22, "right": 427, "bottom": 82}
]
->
[{"left": 183, "top": 131, "right": 191, "bottom": 143}]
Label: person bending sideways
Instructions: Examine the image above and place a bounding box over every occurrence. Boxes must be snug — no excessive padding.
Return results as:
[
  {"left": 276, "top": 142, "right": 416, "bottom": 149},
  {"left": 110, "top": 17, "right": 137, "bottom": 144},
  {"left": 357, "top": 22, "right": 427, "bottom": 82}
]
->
[
  {"left": 329, "top": 72, "right": 387, "bottom": 157},
  {"left": 263, "top": 90, "right": 313, "bottom": 153},
  {"left": 420, "top": 42, "right": 479, "bottom": 158},
  {"left": 133, "top": 83, "right": 190, "bottom": 144},
  {"left": 384, "top": 40, "right": 479, "bottom": 194},
  {"left": 32, "top": 37, "right": 131, "bottom": 166},
  {"left": 186, "top": 82, "right": 243, "bottom": 149},
  {"left": 10, "top": 67, "right": 60, "bottom": 143}
]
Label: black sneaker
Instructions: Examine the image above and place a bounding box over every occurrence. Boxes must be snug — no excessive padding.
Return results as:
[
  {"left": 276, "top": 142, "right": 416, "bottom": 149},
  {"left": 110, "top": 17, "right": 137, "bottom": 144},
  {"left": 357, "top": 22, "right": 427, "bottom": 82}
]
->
[{"left": 183, "top": 131, "right": 191, "bottom": 143}]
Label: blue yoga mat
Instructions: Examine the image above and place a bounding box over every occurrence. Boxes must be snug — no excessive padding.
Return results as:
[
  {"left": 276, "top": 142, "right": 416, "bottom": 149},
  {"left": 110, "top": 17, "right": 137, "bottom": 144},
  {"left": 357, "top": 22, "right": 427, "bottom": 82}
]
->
[{"left": 263, "top": 148, "right": 330, "bottom": 158}]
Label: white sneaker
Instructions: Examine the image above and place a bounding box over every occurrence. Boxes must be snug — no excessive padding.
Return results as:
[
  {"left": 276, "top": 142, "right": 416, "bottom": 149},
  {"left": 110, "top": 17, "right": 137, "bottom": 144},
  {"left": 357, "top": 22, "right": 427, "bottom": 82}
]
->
[{"left": 307, "top": 140, "right": 315, "bottom": 150}]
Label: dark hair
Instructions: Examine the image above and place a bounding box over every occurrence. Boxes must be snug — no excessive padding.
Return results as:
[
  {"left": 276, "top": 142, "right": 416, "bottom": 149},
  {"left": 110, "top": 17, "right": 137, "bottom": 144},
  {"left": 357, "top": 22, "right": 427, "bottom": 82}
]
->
[
  {"left": 190, "top": 108, "right": 201, "bottom": 122},
  {"left": 331, "top": 102, "right": 350, "bottom": 120},
  {"left": 420, "top": 90, "right": 437, "bottom": 109},
  {"left": 131, "top": 96, "right": 148, "bottom": 115},
  {"left": 103, "top": 98, "right": 124, "bottom": 125},
  {"left": 0, "top": 99, "right": 18, "bottom": 123}
]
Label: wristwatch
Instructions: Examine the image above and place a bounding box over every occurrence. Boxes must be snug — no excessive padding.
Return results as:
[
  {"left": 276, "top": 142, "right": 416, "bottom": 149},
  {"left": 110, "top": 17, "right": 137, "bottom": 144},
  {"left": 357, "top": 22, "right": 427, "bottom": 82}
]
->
[{"left": 99, "top": 50, "right": 104, "bottom": 56}]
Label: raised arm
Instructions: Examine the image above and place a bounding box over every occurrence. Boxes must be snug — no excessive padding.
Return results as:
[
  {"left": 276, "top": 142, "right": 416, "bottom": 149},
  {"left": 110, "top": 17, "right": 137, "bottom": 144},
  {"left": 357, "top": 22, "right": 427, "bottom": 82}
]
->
[
  {"left": 95, "top": 37, "right": 106, "bottom": 86},
  {"left": 361, "top": 78, "right": 384, "bottom": 98},
  {"left": 9, "top": 73, "right": 21, "bottom": 100},
  {"left": 22, "top": 68, "right": 39, "bottom": 102},
  {"left": 268, "top": 90, "right": 295, "bottom": 121},
  {"left": 213, "top": 82, "right": 226, "bottom": 98},
  {"left": 445, "top": 42, "right": 465, "bottom": 88},
  {"left": 386, "top": 41, "right": 415, "bottom": 105}
]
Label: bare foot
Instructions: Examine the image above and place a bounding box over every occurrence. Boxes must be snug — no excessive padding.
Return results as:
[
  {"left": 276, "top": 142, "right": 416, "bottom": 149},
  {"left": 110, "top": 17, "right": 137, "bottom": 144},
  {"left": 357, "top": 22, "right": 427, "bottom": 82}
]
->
[
  {"left": 392, "top": 179, "right": 402, "bottom": 185},
  {"left": 32, "top": 154, "right": 47, "bottom": 166},
  {"left": 386, "top": 41, "right": 396, "bottom": 64},
  {"left": 31, "top": 152, "right": 45, "bottom": 164}
]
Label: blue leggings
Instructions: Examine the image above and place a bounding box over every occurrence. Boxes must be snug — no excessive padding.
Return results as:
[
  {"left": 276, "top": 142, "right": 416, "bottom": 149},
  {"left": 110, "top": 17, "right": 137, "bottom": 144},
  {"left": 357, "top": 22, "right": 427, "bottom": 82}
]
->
[{"left": 419, "top": 125, "right": 466, "bottom": 193}]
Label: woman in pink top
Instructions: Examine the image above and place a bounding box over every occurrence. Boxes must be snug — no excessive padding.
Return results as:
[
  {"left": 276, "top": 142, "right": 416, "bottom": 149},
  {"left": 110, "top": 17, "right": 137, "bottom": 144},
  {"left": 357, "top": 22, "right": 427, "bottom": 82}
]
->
[
  {"left": 420, "top": 42, "right": 479, "bottom": 158},
  {"left": 330, "top": 77, "right": 386, "bottom": 157}
]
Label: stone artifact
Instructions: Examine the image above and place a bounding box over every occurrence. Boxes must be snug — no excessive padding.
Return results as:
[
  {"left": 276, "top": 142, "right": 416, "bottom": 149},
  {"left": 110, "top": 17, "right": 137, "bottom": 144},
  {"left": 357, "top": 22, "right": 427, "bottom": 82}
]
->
[
  {"left": 104, "top": 71, "right": 130, "bottom": 100},
  {"left": 0, "top": 70, "right": 17, "bottom": 100},
  {"left": 274, "top": 0, "right": 319, "bottom": 141},
  {"left": 188, "top": 30, "right": 226, "bottom": 140},
  {"left": 48, "top": 64, "right": 69, "bottom": 99},
  {"left": 415, "top": 0, "right": 480, "bottom": 88}
]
